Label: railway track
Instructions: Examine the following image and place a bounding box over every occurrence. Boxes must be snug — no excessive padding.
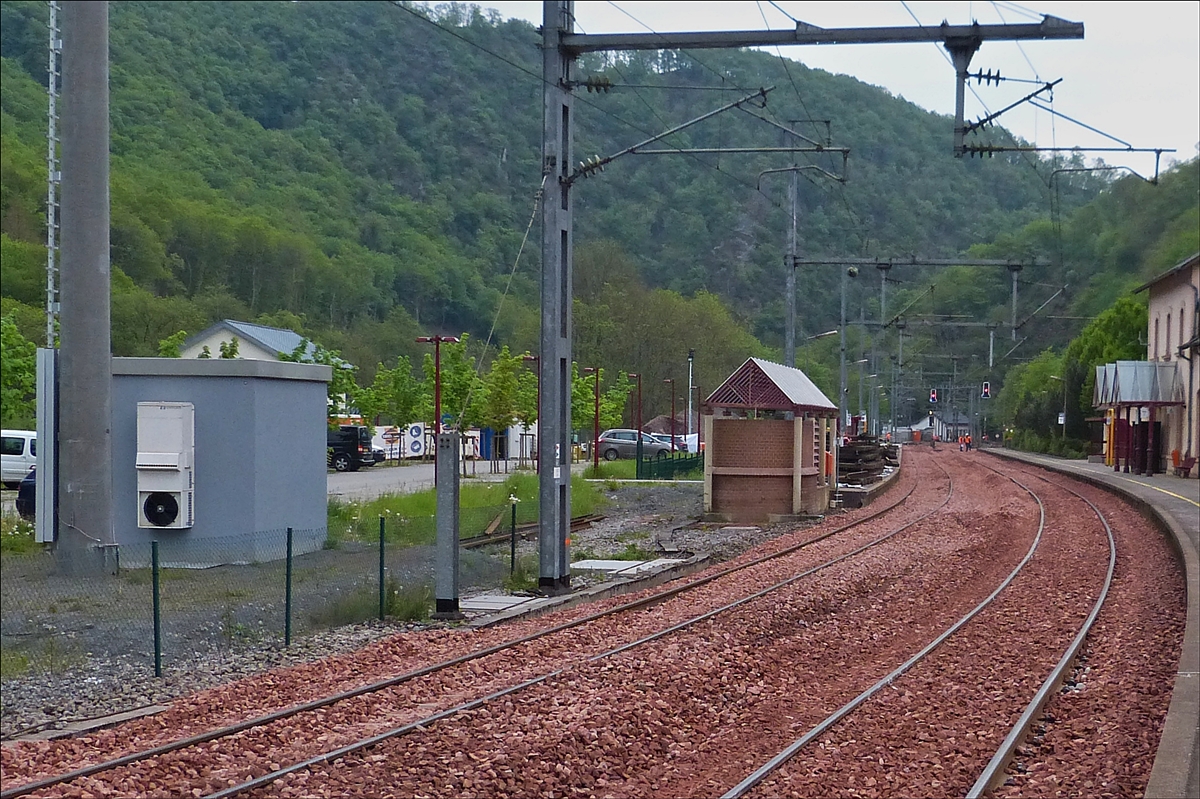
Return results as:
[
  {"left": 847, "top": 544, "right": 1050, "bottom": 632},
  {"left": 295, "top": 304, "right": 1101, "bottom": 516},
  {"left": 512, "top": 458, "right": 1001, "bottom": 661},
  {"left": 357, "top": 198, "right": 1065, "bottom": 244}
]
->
[
  {"left": 458, "top": 513, "right": 603, "bottom": 550},
  {"left": 2, "top": 455, "right": 941, "bottom": 798},
  {"left": 7, "top": 453, "right": 1137, "bottom": 799},
  {"left": 724, "top": 458, "right": 1115, "bottom": 798}
]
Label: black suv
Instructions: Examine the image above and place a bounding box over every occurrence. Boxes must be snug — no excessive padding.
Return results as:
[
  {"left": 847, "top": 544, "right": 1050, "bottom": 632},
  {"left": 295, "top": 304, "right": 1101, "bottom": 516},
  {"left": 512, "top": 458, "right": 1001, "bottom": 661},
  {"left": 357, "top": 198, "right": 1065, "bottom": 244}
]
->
[{"left": 327, "top": 425, "right": 375, "bottom": 471}]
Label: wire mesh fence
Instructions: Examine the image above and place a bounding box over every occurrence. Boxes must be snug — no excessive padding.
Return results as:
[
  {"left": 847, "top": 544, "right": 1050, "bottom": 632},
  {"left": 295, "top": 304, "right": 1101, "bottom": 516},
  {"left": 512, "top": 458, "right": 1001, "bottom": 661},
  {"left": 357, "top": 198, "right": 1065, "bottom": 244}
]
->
[{"left": 0, "top": 509, "right": 527, "bottom": 683}]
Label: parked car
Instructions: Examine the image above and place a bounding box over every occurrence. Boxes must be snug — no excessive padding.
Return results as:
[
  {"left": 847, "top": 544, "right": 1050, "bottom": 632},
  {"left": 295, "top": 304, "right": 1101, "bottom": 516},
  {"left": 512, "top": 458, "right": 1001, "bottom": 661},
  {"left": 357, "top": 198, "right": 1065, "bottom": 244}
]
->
[
  {"left": 2, "top": 429, "right": 36, "bottom": 488},
  {"left": 649, "top": 433, "right": 689, "bottom": 453},
  {"left": 596, "top": 429, "right": 671, "bottom": 461},
  {"left": 373, "top": 447, "right": 387, "bottom": 464},
  {"left": 327, "top": 425, "right": 376, "bottom": 471},
  {"left": 16, "top": 466, "right": 35, "bottom": 521}
]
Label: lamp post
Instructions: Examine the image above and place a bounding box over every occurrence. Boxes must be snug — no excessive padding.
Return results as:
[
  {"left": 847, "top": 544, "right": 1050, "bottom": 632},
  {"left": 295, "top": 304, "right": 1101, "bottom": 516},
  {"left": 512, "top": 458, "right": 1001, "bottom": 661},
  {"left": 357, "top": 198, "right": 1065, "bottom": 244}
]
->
[
  {"left": 663, "top": 378, "right": 676, "bottom": 453},
  {"left": 522, "top": 352, "right": 539, "bottom": 471},
  {"left": 852, "top": 358, "right": 869, "bottom": 436},
  {"left": 687, "top": 349, "right": 695, "bottom": 440},
  {"left": 416, "top": 335, "right": 460, "bottom": 435},
  {"left": 839, "top": 267, "right": 859, "bottom": 440},
  {"left": 583, "top": 367, "right": 600, "bottom": 471},
  {"left": 800, "top": 329, "right": 837, "bottom": 375},
  {"left": 1049, "top": 375, "right": 1066, "bottom": 439},
  {"left": 628, "top": 372, "right": 643, "bottom": 461}
]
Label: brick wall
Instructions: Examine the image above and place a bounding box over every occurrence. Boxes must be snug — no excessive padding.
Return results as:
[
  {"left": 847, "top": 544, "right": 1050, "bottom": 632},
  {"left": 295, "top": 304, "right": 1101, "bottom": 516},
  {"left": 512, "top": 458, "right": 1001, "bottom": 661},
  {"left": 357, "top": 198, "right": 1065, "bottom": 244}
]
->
[
  {"left": 712, "top": 475, "right": 792, "bottom": 522},
  {"left": 711, "top": 418, "right": 793, "bottom": 468}
]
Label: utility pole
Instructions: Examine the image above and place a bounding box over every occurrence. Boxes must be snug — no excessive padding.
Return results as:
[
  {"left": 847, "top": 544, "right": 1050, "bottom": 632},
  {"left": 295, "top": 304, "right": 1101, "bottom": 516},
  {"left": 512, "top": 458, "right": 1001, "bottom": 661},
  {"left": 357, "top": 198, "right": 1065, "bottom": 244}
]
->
[
  {"left": 686, "top": 349, "right": 695, "bottom": 439},
  {"left": 537, "top": 0, "right": 575, "bottom": 594},
  {"left": 786, "top": 166, "right": 797, "bottom": 367},
  {"left": 538, "top": 3, "right": 1083, "bottom": 588},
  {"left": 58, "top": 0, "right": 113, "bottom": 565}
]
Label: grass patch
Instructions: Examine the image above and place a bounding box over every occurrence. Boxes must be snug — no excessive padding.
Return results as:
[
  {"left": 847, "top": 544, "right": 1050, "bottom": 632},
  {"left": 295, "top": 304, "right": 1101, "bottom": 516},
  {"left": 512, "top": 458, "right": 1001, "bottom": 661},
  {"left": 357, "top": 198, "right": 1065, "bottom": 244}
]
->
[
  {"left": 502, "top": 554, "right": 540, "bottom": 593},
  {"left": 306, "top": 578, "right": 431, "bottom": 629},
  {"left": 582, "top": 460, "right": 636, "bottom": 480},
  {"left": 326, "top": 472, "right": 608, "bottom": 547},
  {"left": 0, "top": 513, "right": 41, "bottom": 555},
  {"left": 0, "top": 648, "right": 30, "bottom": 680}
]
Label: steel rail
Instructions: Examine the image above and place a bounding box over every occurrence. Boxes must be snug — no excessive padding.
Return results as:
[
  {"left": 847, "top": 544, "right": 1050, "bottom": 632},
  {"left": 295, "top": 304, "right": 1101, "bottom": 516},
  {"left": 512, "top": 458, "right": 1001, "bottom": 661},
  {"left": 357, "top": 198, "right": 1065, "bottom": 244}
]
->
[
  {"left": 965, "top": 471, "right": 1117, "bottom": 798},
  {"left": 204, "top": 461, "right": 954, "bottom": 799},
  {"left": 722, "top": 460, "right": 1115, "bottom": 799},
  {"left": 722, "top": 464, "right": 1046, "bottom": 798},
  {"left": 0, "top": 464, "right": 924, "bottom": 799}
]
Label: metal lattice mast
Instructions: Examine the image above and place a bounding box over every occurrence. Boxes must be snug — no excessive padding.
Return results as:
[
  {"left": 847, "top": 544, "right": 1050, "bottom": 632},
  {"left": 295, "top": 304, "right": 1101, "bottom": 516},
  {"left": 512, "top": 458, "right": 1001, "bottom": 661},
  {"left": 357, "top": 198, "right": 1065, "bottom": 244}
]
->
[{"left": 46, "top": 0, "right": 62, "bottom": 347}]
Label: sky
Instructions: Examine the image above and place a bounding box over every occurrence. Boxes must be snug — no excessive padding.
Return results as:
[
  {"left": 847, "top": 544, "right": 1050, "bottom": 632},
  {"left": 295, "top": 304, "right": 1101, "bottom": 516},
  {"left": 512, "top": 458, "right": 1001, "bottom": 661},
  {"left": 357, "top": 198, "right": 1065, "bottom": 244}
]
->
[{"left": 481, "top": 1, "right": 1199, "bottom": 178}]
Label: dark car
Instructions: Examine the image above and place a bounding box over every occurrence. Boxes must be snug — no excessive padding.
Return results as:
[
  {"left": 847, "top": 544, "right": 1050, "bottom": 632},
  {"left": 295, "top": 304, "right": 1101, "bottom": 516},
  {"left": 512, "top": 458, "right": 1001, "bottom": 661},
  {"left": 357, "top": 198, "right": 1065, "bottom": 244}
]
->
[
  {"left": 596, "top": 429, "right": 671, "bottom": 461},
  {"left": 327, "top": 425, "right": 376, "bottom": 471},
  {"left": 16, "top": 466, "right": 35, "bottom": 521}
]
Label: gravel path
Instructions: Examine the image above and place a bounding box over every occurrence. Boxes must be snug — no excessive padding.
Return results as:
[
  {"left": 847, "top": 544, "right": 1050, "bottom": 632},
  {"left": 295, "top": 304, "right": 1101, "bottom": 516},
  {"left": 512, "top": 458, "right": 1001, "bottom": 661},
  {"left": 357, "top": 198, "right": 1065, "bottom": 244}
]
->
[
  {"left": 1, "top": 452, "right": 1181, "bottom": 799},
  {"left": 0, "top": 479, "right": 769, "bottom": 743}
]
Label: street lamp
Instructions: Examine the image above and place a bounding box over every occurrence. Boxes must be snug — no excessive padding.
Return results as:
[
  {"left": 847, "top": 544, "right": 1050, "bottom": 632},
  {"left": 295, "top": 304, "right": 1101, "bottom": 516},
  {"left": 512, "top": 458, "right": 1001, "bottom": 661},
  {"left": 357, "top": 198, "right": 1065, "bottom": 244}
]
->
[
  {"left": 416, "top": 335, "right": 460, "bottom": 434},
  {"left": 663, "top": 378, "right": 676, "bottom": 453},
  {"left": 852, "top": 357, "right": 869, "bottom": 435},
  {"left": 687, "top": 349, "right": 695, "bottom": 440},
  {"left": 839, "top": 267, "right": 859, "bottom": 440},
  {"left": 522, "top": 352, "right": 539, "bottom": 471},
  {"left": 799, "top": 330, "right": 837, "bottom": 376},
  {"left": 583, "top": 367, "right": 601, "bottom": 470},
  {"left": 628, "top": 373, "right": 643, "bottom": 461},
  {"left": 1049, "top": 375, "right": 1066, "bottom": 439}
]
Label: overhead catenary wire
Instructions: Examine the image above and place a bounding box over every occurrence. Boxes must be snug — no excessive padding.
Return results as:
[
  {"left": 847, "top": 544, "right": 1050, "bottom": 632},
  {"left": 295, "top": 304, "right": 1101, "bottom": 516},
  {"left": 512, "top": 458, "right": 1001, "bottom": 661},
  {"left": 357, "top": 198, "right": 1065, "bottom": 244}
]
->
[{"left": 392, "top": 2, "right": 780, "bottom": 208}]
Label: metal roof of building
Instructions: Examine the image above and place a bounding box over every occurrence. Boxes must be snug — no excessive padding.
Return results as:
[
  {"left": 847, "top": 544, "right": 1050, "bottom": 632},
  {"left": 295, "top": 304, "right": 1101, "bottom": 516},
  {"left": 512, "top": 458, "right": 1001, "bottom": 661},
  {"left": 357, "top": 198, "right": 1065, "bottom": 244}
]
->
[
  {"left": 184, "top": 320, "right": 318, "bottom": 360},
  {"left": 704, "top": 357, "right": 836, "bottom": 413}
]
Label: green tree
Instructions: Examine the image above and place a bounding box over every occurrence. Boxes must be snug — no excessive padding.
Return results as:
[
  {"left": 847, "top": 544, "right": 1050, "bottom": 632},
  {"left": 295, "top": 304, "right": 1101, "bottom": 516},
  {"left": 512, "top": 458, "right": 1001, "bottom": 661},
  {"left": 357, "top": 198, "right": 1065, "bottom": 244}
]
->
[
  {"left": 157, "top": 330, "right": 188, "bottom": 357},
  {"left": 421, "top": 334, "right": 483, "bottom": 430},
  {"left": 0, "top": 315, "right": 36, "bottom": 426},
  {"left": 358, "top": 355, "right": 423, "bottom": 427},
  {"left": 280, "top": 338, "right": 360, "bottom": 423}
]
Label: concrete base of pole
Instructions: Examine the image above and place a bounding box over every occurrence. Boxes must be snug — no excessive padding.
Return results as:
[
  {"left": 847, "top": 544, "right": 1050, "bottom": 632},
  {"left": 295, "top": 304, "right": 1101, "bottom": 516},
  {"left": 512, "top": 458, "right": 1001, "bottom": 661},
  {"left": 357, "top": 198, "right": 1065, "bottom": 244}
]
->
[
  {"left": 538, "top": 575, "right": 572, "bottom": 595},
  {"left": 432, "top": 598, "right": 464, "bottom": 620},
  {"left": 53, "top": 542, "right": 119, "bottom": 577}
]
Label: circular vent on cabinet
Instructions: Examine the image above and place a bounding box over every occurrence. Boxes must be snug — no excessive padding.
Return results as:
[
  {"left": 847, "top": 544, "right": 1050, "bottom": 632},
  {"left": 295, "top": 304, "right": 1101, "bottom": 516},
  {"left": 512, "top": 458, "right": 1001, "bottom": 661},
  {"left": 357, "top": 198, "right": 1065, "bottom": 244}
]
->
[{"left": 143, "top": 492, "right": 179, "bottom": 527}]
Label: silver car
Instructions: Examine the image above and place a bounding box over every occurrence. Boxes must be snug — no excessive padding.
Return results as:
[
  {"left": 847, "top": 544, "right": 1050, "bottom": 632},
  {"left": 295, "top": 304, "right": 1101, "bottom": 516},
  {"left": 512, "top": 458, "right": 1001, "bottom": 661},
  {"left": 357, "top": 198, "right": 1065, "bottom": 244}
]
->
[{"left": 596, "top": 429, "right": 671, "bottom": 460}]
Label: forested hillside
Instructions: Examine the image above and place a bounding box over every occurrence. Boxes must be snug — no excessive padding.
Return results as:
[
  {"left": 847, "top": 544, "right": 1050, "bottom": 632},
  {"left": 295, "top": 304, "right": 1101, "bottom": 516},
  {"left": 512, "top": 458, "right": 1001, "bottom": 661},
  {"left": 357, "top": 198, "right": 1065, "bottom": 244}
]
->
[{"left": 0, "top": 0, "right": 1193, "bottom": 420}]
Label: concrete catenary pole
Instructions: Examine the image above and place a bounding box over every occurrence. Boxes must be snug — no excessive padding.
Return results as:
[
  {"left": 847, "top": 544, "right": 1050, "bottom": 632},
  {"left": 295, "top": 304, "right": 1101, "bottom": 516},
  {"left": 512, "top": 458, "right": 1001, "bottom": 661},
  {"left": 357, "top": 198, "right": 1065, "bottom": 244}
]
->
[
  {"left": 538, "top": 0, "right": 574, "bottom": 594},
  {"left": 58, "top": 1, "right": 114, "bottom": 555}
]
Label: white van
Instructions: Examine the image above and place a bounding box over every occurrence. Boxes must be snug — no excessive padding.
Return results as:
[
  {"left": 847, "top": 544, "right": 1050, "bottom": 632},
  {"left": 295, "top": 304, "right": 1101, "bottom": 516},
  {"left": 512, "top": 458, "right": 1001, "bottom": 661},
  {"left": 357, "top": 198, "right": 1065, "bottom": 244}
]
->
[{"left": 1, "top": 430, "right": 36, "bottom": 487}]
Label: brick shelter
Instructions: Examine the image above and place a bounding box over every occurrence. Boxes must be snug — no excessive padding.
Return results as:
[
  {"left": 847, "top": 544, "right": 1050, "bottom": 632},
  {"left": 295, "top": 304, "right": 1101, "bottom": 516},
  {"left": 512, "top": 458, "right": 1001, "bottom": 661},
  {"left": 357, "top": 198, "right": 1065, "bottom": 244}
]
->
[{"left": 702, "top": 358, "right": 838, "bottom": 522}]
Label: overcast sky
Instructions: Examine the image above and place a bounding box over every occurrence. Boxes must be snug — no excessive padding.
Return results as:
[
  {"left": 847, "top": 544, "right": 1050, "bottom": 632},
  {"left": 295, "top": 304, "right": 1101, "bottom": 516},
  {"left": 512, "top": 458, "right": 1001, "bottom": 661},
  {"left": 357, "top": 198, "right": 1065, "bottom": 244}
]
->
[{"left": 482, "top": 1, "right": 1199, "bottom": 178}]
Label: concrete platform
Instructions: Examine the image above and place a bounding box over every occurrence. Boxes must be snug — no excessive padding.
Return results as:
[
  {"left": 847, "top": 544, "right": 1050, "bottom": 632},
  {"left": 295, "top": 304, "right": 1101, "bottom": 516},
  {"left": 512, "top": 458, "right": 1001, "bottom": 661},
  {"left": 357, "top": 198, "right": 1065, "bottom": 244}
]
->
[
  {"left": 462, "top": 554, "right": 709, "bottom": 629},
  {"left": 985, "top": 448, "right": 1199, "bottom": 799}
]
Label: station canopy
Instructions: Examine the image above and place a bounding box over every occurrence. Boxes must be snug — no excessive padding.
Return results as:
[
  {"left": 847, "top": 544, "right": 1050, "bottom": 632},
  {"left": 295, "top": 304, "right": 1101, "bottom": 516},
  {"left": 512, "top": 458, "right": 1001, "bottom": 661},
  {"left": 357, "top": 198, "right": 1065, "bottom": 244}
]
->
[
  {"left": 705, "top": 357, "right": 837, "bottom": 415},
  {"left": 1093, "top": 360, "right": 1184, "bottom": 408}
]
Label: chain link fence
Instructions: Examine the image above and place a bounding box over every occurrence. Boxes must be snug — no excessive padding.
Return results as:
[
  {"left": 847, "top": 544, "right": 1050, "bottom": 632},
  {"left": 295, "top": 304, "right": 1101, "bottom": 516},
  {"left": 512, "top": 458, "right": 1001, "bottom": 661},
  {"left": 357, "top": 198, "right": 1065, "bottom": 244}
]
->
[{"left": 1, "top": 506, "right": 533, "bottom": 681}]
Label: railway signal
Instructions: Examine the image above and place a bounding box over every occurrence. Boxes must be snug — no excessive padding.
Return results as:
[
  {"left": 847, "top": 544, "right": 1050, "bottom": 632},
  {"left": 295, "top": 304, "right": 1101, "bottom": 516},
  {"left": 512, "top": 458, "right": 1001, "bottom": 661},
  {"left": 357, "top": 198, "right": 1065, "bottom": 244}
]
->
[
  {"left": 929, "top": 388, "right": 938, "bottom": 403},
  {"left": 982, "top": 381, "right": 991, "bottom": 399}
]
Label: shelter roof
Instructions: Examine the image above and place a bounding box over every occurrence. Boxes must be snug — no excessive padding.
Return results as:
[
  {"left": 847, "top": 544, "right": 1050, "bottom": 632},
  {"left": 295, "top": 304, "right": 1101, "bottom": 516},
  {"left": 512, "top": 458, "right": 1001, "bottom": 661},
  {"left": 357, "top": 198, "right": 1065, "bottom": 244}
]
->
[
  {"left": 1093, "top": 360, "right": 1184, "bottom": 407},
  {"left": 704, "top": 357, "right": 836, "bottom": 414}
]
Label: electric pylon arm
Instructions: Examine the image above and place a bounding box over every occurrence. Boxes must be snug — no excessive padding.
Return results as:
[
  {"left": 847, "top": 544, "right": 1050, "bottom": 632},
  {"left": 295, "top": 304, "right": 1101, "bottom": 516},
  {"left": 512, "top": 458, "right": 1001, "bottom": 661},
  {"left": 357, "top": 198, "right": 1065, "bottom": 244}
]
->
[
  {"left": 756, "top": 163, "right": 846, "bottom": 189},
  {"left": 964, "top": 78, "right": 1061, "bottom": 134},
  {"left": 566, "top": 87, "right": 774, "bottom": 183}
]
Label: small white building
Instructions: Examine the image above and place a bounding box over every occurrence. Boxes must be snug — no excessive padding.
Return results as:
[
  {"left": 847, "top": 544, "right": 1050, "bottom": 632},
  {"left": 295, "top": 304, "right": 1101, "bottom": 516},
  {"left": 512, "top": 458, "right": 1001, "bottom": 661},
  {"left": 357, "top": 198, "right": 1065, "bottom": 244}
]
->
[{"left": 180, "top": 320, "right": 318, "bottom": 362}]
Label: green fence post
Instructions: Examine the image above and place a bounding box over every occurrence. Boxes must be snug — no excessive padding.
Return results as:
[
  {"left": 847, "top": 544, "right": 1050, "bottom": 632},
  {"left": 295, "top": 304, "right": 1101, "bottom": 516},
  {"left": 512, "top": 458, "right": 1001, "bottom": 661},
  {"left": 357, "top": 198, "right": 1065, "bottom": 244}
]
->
[
  {"left": 151, "top": 540, "right": 162, "bottom": 678},
  {"left": 285, "top": 527, "right": 293, "bottom": 646},
  {"left": 378, "top": 516, "right": 386, "bottom": 621},
  {"left": 510, "top": 498, "right": 518, "bottom": 575}
]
